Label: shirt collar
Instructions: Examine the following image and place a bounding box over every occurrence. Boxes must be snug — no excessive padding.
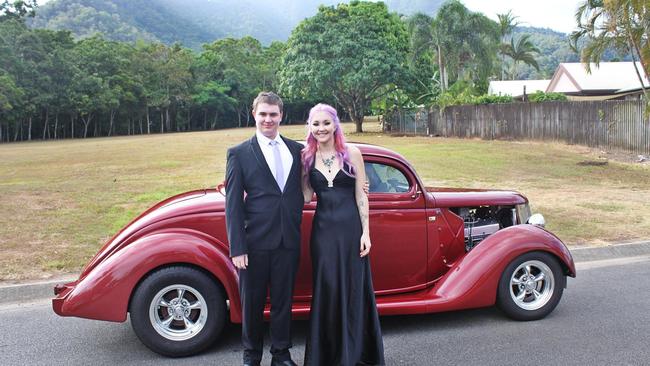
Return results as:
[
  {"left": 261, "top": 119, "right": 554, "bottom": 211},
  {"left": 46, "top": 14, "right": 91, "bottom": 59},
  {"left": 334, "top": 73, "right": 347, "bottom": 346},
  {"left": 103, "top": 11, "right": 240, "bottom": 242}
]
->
[{"left": 256, "top": 131, "right": 284, "bottom": 147}]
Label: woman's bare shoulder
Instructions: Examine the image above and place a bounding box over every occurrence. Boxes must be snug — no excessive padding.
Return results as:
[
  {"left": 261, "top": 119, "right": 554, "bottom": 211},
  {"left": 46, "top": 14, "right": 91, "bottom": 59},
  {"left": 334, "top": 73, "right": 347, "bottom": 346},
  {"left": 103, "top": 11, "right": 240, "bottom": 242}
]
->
[{"left": 347, "top": 144, "right": 362, "bottom": 158}]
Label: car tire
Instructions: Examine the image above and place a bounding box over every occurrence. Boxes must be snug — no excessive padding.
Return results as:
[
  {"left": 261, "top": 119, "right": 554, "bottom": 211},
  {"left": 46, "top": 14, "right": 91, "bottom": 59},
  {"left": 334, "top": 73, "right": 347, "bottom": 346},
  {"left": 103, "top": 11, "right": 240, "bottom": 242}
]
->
[
  {"left": 497, "top": 251, "right": 565, "bottom": 321},
  {"left": 129, "top": 266, "right": 226, "bottom": 357}
]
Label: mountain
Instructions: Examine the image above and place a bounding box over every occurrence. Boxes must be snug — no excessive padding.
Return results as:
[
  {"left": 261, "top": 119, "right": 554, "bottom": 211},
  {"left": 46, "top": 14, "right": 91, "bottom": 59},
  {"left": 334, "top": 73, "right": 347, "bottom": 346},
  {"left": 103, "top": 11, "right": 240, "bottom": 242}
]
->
[
  {"left": 30, "top": 0, "right": 445, "bottom": 48},
  {"left": 30, "top": 0, "right": 601, "bottom": 78}
]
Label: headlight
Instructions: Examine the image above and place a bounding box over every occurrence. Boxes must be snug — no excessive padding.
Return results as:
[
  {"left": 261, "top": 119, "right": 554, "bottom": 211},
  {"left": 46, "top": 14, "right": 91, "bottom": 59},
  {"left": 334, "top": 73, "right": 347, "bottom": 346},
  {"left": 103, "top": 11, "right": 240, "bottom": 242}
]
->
[{"left": 527, "top": 213, "right": 546, "bottom": 227}]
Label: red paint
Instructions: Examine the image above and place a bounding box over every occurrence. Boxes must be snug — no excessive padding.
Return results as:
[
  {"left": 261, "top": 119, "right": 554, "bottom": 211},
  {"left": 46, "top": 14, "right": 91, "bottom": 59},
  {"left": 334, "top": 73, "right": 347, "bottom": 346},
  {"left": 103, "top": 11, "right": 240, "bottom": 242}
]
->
[{"left": 53, "top": 143, "right": 575, "bottom": 324}]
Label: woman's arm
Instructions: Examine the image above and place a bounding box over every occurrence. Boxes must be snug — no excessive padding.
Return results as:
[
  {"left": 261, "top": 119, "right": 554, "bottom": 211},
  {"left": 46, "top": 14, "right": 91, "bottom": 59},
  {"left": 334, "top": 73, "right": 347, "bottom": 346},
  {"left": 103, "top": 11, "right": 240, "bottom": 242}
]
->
[
  {"left": 350, "top": 146, "right": 371, "bottom": 257},
  {"left": 302, "top": 169, "right": 314, "bottom": 203}
]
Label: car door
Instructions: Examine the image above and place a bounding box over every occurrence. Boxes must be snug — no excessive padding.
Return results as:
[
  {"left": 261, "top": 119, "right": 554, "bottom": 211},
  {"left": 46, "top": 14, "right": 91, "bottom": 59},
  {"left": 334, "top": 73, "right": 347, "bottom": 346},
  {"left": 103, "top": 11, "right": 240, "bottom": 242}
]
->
[
  {"left": 364, "top": 157, "right": 428, "bottom": 295},
  {"left": 293, "top": 156, "right": 429, "bottom": 301}
]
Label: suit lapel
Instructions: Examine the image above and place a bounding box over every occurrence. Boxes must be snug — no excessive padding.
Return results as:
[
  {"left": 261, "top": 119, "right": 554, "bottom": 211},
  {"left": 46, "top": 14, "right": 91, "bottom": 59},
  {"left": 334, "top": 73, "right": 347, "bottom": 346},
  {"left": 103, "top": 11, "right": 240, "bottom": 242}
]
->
[{"left": 249, "top": 135, "right": 279, "bottom": 191}]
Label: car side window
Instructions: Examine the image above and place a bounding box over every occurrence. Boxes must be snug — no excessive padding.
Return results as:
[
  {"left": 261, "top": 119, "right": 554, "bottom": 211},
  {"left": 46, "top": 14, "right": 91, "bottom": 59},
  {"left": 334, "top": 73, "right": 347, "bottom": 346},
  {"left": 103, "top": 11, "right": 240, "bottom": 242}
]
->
[{"left": 364, "top": 162, "right": 410, "bottom": 193}]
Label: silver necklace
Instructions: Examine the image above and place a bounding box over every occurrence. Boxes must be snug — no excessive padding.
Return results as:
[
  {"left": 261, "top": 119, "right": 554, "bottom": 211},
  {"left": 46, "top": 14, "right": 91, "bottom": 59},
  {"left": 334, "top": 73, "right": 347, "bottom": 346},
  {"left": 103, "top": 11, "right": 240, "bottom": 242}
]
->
[{"left": 320, "top": 151, "right": 336, "bottom": 173}]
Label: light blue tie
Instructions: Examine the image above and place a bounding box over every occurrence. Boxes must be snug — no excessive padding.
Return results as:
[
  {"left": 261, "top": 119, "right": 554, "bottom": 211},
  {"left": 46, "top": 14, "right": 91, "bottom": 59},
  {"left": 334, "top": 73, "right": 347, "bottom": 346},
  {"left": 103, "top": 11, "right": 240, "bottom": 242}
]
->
[{"left": 270, "top": 140, "right": 285, "bottom": 191}]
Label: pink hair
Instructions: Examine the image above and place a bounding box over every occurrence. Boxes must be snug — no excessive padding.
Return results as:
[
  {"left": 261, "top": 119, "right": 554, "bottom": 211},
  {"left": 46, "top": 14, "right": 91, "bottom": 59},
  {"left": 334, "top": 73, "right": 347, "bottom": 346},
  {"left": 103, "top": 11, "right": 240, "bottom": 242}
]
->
[{"left": 301, "top": 103, "right": 355, "bottom": 188}]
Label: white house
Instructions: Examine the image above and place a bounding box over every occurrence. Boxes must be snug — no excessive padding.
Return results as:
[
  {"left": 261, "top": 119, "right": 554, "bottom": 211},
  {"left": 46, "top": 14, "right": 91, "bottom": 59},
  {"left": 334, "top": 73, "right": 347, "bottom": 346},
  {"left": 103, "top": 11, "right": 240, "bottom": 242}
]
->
[
  {"left": 546, "top": 61, "right": 649, "bottom": 100},
  {"left": 488, "top": 80, "right": 550, "bottom": 100}
]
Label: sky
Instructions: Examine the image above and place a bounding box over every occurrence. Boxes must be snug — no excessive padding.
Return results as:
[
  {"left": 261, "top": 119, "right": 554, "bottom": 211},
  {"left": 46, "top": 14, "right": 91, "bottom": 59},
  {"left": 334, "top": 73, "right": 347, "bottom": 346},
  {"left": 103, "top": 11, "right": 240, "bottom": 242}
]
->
[
  {"left": 462, "top": 0, "right": 584, "bottom": 34},
  {"left": 35, "top": 0, "right": 585, "bottom": 34}
]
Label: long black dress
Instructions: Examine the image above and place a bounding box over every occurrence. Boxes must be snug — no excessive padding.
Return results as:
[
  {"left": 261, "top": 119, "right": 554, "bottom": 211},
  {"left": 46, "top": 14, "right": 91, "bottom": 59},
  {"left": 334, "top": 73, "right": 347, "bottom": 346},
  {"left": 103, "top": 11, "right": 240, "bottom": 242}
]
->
[{"left": 304, "top": 166, "right": 385, "bottom": 366}]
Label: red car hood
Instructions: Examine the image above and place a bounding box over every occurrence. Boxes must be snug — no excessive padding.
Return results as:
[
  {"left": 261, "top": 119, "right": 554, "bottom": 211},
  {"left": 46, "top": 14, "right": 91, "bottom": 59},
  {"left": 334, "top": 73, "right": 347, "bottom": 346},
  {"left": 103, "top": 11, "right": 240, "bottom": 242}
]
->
[
  {"left": 80, "top": 188, "right": 226, "bottom": 278},
  {"left": 426, "top": 187, "right": 528, "bottom": 207}
]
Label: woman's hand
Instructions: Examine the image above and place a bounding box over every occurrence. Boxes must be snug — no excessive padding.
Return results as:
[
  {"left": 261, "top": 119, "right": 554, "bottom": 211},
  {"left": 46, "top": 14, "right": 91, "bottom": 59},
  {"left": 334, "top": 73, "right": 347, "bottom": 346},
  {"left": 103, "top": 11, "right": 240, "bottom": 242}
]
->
[{"left": 360, "top": 233, "right": 371, "bottom": 257}]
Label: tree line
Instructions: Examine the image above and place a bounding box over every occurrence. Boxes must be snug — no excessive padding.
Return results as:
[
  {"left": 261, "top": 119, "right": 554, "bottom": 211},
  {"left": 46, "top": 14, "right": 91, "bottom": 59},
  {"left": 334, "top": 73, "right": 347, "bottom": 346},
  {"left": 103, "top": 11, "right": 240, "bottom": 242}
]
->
[{"left": 1, "top": 0, "right": 647, "bottom": 142}]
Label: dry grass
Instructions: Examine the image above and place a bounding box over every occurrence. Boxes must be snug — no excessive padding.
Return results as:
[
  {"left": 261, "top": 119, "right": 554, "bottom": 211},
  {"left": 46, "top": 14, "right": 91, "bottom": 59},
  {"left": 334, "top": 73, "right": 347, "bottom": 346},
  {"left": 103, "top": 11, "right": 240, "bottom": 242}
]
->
[{"left": 1, "top": 121, "right": 649, "bottom": 282}]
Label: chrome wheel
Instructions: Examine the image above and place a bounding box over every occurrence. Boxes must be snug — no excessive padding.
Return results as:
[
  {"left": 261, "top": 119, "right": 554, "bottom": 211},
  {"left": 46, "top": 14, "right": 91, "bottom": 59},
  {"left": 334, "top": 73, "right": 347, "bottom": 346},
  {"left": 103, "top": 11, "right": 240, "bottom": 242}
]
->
[
  {"left": 509, "top": 260, "right": 555, "bottom": 311},
  {"left": 149, "top": 284, "right": 208, "bottom": 341}
]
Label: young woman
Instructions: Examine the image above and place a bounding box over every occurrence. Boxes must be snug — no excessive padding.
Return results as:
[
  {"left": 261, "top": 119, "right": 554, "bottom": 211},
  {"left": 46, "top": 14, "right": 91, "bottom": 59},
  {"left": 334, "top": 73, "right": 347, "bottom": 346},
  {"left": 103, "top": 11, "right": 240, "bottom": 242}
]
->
[{"left": 301, "top": 103, "right": 384, "bottom": 366}]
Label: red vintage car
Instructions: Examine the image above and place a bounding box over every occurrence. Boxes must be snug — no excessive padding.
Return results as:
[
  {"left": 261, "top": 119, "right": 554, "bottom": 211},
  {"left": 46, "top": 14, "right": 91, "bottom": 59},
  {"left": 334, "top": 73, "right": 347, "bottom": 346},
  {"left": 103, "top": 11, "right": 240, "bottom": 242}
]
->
[{"left": 52, "top": 143, "right": 575, "bottom": 357}]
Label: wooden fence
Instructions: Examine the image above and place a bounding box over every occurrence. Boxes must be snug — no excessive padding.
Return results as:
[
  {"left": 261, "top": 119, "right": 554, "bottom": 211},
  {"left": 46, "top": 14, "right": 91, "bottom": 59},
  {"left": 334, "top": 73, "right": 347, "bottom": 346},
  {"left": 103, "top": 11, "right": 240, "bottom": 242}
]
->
[{"left": 384, "top": 100, "right": 650, "bottom": 155}]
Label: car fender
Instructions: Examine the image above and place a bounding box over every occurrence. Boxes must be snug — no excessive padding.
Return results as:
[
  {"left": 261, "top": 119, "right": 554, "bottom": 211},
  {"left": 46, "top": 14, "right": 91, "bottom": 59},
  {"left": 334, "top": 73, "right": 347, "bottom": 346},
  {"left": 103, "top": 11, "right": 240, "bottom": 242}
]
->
[
  {"left": 57, "top": 229, "right": 241, "bottom": 323},
  {"left": 430, "top": 224, "right": 575, "bottom": 312}
]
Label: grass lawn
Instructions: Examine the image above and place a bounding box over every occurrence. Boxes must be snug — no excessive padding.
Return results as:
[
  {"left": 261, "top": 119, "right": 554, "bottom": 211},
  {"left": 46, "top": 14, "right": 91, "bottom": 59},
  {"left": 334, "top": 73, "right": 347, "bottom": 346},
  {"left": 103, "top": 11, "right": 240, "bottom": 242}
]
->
[{"left": 1, "top": 121, "right": 649, "bottom": 282}]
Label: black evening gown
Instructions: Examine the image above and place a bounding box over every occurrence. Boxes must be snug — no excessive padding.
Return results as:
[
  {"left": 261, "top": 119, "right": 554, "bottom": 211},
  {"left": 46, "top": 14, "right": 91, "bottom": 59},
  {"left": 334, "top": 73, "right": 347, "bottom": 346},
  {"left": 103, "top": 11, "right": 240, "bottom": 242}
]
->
[{"left": 304, "top": 166, "right": 385, "bottom": 366}]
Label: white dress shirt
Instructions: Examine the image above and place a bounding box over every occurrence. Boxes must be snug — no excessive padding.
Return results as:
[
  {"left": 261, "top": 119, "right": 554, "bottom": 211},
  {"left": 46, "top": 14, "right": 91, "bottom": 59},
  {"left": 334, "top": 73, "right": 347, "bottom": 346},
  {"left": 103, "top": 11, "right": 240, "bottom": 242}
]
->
[{"left": 256, "top": 131, "right": 293, "bottom": 190}]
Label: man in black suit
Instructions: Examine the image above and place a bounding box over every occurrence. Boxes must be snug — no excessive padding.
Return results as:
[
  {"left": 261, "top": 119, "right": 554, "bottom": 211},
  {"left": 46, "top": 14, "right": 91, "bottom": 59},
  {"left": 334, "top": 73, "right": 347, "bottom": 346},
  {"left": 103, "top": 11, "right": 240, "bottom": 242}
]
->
[{"left": 225, "top": 92, "right": 304, "bottom": 366}]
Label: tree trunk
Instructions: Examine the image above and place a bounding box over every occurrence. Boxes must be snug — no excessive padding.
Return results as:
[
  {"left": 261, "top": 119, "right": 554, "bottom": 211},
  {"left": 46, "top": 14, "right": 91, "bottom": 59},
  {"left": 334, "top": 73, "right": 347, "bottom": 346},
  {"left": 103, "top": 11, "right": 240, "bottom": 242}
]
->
[
  {"left": 42, "top": 108, "right": 49, "bottom": 140},
  {"left": 203, "top": 109, "right": 207, "bottom": 130},
  {"left": 354, "top": 110, "right": 364, "bottom": 133},
  {"left": 70, "top": 114, "right": 75, "bottom": 139},
  {"left": 93, "top": 113, "right": 98, "bottom": 137},
  {"left": 212, "top": 110, "right": 218, "bottom": 129},
  {"left": 165, "top": 107, "right": 170, "bottom": 132},
  {"left": 28, "top": 116, "right": 32, "bottom": 141},
  {"left": 139, "top": 117, "right": 143, "bottom": 134},
  {"left": 437, "top": 44, "right": 447, "bottom": 93},
  {"left": 160, "top": 110, "right": 164, "bottom": 133},
  {"left": 108, "top": 109, "right": 116, "bottom": 137},
  {"left": 627, "top": 43, "right": 649, "bottom": 102},
  {"left": 237, "top": 108, "right": 242, "bottom": 127},
  {"left": 82, "top": 114, "right": 93, "bottom": 138},
  {"left": 54, "top": 113, "right": 59, "bottom": 139},
  {"left": 347, "top": 100, "right": 365, "bottom": 133},
  {"left": 146, "top": 107, "right": 151, "bottom": 134}
]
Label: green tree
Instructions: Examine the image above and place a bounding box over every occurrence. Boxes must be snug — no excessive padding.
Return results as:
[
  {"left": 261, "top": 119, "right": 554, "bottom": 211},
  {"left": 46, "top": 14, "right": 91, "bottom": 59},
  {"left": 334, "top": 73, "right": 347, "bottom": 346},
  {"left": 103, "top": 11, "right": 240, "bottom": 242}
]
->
[
  {"left": 280, "top": 1, "right": 409, "bottom": 132},
  {"left": 201, "top": 37, "right": 267, "bottom": 127},
  {"left": 496, "top": 10, "right": 519, "bottom": 79},
  {"left": 407, "top": 1, "right": 500, "bottom": 93},
  {"left": 0, "top": 0, "right": 37, "bottom": 20},
  {"left": 571, "top": 0, "right": 650, "bottom": 100},
  {"left": 406, "top": 13, "right": 442, "bottom": 103},
  {"left": 501, "top": 34, "right": 541, "bottom": 79}
]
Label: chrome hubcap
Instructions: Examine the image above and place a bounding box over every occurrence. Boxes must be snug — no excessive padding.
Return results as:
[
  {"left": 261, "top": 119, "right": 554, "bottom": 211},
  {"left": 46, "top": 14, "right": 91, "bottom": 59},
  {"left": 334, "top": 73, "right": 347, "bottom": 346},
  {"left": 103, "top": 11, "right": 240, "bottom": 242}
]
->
[
  {"left": 149, "top": 284, "right": 207, "bottom": 341},
  {"left": 509, "top": 260, "right": 555, "bottom": 311}
]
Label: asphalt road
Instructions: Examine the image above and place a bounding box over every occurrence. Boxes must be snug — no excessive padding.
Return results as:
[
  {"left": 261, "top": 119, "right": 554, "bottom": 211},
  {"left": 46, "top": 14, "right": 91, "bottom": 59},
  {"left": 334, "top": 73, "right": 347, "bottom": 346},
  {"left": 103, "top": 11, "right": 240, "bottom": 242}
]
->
[{"left": 1, "top": 256, "right": 649, "bottom": 366}]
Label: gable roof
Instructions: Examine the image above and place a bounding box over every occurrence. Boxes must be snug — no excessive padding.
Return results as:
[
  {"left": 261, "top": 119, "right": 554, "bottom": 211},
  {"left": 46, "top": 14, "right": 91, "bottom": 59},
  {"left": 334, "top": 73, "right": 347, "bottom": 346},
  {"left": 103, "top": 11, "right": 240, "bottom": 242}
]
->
[
  {"left": 488, "top": 80, "right": 550, "bottom": 98},
  {"left": 546, "top": 62, "right": 649, "bottom": 94}
]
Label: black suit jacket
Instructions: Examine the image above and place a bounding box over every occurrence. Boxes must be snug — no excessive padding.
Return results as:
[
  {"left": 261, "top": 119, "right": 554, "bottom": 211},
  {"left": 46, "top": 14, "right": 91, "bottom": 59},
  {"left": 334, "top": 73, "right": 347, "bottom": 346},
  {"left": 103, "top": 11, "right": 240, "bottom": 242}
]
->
[{"left": 225, "top": 135, "right": 304, "bottom": 257}]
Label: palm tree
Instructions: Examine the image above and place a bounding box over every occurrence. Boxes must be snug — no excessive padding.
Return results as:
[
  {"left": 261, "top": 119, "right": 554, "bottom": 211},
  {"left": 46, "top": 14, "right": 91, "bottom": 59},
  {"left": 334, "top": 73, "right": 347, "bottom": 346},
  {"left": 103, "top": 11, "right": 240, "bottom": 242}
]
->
[
  {"left": 497, "top": 10, "right": 520, "bottom": 79},
  {"left": 407, "top": 1, "right": 499, "bottom": 92},
  {"left": 501, "top": 35, "right": 541, "bottom": 79},
  {"left": 571, "top": 0, "right": 649, "bottom": 100}
]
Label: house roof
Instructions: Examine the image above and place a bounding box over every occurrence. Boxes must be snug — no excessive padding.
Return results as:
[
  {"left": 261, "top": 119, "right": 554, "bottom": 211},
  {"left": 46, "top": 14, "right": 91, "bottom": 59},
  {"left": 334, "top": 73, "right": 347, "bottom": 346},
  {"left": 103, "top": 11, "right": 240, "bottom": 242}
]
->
[
  {"left": 488, "top": 80, "right": 550, "bottom": 98},
  {"left": 546, "top": 62, "right": 649, "bottom": 94}
]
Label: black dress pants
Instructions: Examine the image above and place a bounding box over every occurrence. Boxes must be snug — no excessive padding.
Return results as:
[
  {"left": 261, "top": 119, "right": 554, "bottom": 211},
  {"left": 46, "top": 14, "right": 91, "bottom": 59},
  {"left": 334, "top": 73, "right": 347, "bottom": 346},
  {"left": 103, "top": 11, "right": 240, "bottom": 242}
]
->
[{"left": 239, "top": 245, "right": 300, "bottom": 362}]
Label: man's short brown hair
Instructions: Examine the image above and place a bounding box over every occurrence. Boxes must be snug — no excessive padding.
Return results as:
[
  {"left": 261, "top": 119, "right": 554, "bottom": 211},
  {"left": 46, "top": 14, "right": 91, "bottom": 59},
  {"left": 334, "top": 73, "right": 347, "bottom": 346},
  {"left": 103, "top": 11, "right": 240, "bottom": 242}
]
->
[{"left": 252, "top": 91, "right": 283, "bottom": 113}]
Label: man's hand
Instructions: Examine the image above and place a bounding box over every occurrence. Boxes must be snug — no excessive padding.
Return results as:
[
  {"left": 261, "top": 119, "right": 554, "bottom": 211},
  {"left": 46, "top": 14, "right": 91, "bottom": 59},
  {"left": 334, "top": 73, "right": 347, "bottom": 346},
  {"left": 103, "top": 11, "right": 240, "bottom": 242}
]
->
[
  {"left": 232, "top": 254, "right": 249, "bottom": 269},
  {"left": 363, "top": 180, "right": 370, "bottom": 195}
]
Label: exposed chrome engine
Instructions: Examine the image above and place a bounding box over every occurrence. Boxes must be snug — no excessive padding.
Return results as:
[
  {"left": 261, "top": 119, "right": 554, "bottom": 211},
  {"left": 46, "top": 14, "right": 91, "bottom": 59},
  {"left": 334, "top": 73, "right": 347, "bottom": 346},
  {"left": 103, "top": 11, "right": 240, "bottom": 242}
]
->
[{"left": 452, "top": 205, "right": 521, "bottom": 251}]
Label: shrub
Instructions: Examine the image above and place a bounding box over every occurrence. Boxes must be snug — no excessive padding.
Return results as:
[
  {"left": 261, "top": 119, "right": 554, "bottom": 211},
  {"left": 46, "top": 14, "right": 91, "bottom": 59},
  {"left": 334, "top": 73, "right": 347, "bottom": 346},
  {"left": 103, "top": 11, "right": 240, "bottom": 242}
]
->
[
  {"left": 472, "top": 94, "right": 514, "bottom": 105},
  {"left": 528, "top": 91, "right": 568, "bottom": 102}
]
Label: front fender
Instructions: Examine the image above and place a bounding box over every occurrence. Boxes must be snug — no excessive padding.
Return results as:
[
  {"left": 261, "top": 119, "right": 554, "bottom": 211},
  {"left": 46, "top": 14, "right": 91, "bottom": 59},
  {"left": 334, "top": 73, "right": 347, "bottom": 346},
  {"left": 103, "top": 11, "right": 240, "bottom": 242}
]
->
[
  {"left": 54, "top": 229, "right": 241, "bottom": 323},
  {"left": 430, "top": 224, "right": 575, "bottom": 312}
]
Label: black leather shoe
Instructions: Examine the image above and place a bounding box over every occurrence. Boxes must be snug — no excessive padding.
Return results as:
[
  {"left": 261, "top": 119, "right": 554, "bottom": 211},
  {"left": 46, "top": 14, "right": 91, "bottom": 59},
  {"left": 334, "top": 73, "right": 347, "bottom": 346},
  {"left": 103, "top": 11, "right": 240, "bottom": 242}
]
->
[{"left": 270, "top": 359, "right": 298, "bottom": 366}]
